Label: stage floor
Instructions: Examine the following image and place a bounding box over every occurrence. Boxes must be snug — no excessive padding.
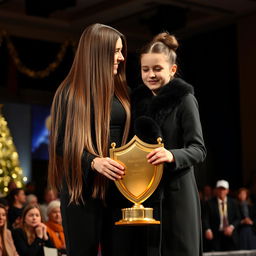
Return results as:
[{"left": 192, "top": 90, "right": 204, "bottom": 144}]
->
[{"left": 204, "top": 250, "right": 256, "bottom": 256}]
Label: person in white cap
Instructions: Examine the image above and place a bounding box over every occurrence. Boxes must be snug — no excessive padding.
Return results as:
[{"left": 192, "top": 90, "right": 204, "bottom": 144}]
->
[{"left": 203, "top": 180, "right": 241, "bottom": 251}]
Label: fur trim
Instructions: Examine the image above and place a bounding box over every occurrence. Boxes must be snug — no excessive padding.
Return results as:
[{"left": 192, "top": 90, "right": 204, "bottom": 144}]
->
[
  {"left": 134, "top": 116, "right": 162, "bottom": 144},
  {"left": 132, "top": 78, "right": 194, "bottom": 126}
]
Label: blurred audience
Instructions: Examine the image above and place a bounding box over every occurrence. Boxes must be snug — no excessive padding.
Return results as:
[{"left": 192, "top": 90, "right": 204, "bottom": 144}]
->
[
  {"left": 26, "top": 194, "right": 38, "bottom": 206},
  {"left": 8, "top": 189, "right": 26, "bottom": 230},
  {"left": 45, "top": 200, "right": 66, "bottom": 254},
  {"left": 12, "top": 204, "right": 53, "bottom": 256},
  {"left": 8, "top": 181, "right": 18, "bottom": 192},
  {"left": 1, "top": 178, "right": 256, "bottom": 254},
  {"left": 250, "top": 175, "right": 256, "bottom": 206},
  {"left": 5, "top": 180, "right": 18, "bottom": 204},
  {"left": 202, "top": 185, "right": 213, "bottom": 202},
  {"left": 203, "top": 180, "right": 241, "bottom": 251},
  {"left": 24, "top": 182, "right": 37, "bottom": 196},
  {"left": 0, "top": 198, "right": 9, "bottom": 210},
  {"left": 39, "top": 189, "right": 58, "bottom": 222},
  {"left": 0, "top": 204, "right": 19, "bottom": 256},
  {"left": 237, "top": 187, "right": 256, "bottom": 249}
]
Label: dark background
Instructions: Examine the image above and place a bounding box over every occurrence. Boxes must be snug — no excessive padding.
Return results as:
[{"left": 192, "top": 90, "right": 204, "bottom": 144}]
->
[{"left": 0, "top": 0, "right": 255, "bottom": 199}]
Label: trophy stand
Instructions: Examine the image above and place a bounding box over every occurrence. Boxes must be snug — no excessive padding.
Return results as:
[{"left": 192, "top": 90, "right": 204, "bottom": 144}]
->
[
  {"left": 116, "top": 203, "right": 160, "bottom": 225},
  {"left": 110, "top": 136, "right": 164, "bottom": 226}
]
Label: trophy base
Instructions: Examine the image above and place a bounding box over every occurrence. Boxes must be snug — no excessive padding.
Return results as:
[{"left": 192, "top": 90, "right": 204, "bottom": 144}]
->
[{"left": 115, "top": 204, "right": 160, "bottom": 226}]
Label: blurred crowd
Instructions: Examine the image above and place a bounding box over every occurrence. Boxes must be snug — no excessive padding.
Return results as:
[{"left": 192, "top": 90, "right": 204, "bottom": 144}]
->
[
  {"left": 200, "top": 180, "right": 256, "bottom": 252},
  {"left": 0, "top": 181, "right": 65, "bottom": 256},
  {"left": 1, "top": 178, "right": 256, "bottom": 255}
]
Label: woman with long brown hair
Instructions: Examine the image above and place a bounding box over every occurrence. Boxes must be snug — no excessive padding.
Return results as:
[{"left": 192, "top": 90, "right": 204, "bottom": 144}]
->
[
  {"left": 0, "top": 204, "right": 18, "bottom": 256},
  {"left": 12, "top": 204, "right": 52, "bottom": 256},
  {"left": 48, "top": 23, "right": 131, "bottom": 256}
]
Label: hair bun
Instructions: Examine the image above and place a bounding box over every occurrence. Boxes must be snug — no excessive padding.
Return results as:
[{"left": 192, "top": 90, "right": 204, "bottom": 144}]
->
[{"left": 153, "top": 32, "right": 179, "bottom": 51}]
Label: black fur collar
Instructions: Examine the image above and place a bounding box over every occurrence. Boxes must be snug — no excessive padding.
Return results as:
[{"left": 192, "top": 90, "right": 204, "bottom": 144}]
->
[
  {"left": 132, "top": 78, "right": 194, "bottom": 121},
  {"left": 131, "top": 78, "right": 194, "bottom": 143}
]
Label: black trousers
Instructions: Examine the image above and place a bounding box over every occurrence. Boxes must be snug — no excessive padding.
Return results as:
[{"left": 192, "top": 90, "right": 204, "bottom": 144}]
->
[
  {"left": 61, "top": 193, "right": 146, "bottom": 256},
  {"left": 210, "top": 231, "right": 238, "bottom": 251},
  {"left": 60, "top": 194, "right": 103, "bottom": 256}
]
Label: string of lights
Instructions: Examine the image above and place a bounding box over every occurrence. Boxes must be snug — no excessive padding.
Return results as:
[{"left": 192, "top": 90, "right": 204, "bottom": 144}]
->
[{"left": 0, "top": 30, "right": 76, "bottom": 79}]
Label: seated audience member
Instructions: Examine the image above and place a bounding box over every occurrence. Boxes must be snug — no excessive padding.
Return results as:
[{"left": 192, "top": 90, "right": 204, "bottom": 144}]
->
[
  {"left": 25, "top": 182, "right": 37, "bottom": 196},
  {"left": 0, "top": 197, "right": 9, "bottom": 210},
  {"left": 26, "top": 194, "right": 38, "bottom": 206},
  {"left": 202, "top": 185, "right": 213, "bottom": 202},
  {"left": 250, "top": 175, "right": 256, "bottom": 205},
  {"left": 237, "top": 187, "right": 256, "bottom": 249},
  {"left": 5, "top": 180, "right": 18, "bottom": 203},
  {"left": 45, "top": 200, "right": 66, "bottom": 253},
  {"left": 12, "top": 204, "right": 53, "bottom": 256},
  {"left": 0, "top": 204, "right": 19, "bottom": 256},
  {"left": 8, "top": 189, "right": 26, "bottom": 230},
  {"left": 39, "top": 188, "right": 57, "bottom": 222},
  {"left": 203, "top": 180, "right": 241, "bottom": 251}
]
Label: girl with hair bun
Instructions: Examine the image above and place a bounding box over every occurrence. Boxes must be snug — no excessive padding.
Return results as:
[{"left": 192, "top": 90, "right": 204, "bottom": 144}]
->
[{"left": 132, "top": 32, "right": 206, "bottom": 255}]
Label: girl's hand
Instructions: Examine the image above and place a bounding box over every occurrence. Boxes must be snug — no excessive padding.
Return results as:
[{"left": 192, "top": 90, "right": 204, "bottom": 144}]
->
[
  {"left": 147, "top": 147, "right": 174, "bottom": 165},
  {"left": 92, "top": 157, "right": 125, "bottom": 181}
]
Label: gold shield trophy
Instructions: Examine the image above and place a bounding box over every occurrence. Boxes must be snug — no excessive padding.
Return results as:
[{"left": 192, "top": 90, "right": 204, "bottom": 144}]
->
[{"left": 110, "top": 135, "right": 164, "bottom": 225}]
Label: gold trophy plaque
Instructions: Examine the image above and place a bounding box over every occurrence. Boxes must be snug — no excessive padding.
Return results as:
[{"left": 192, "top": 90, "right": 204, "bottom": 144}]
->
[{"left": 110, "top": 135, "right": 164, "bottom": 226}]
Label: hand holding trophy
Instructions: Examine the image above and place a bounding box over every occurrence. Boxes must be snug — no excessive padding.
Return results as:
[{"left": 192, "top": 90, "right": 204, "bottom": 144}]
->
[{"left": 110, "top": 135, "right": 164, "bottom": 225}]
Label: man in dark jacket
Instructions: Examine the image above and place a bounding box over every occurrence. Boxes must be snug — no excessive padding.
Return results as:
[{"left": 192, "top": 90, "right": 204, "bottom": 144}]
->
[{"left": 203, "top": 180, "right": 241, "bottom": 251}]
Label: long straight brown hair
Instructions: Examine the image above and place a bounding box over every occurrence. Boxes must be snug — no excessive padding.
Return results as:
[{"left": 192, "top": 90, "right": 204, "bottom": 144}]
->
[
  {"left": 22, "top": 204, "right": 43, "bottom": 245},
  {"left": 0, "top": 204, "right": 13, "bottom": 256},
  {"left": 48, "top": 23, "right": 130, "bottom": 203}
]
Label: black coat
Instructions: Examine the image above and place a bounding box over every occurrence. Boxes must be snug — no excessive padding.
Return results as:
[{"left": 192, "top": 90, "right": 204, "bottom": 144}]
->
[{"left": 132, "top": 78, "right": 206, "bottom": 256}]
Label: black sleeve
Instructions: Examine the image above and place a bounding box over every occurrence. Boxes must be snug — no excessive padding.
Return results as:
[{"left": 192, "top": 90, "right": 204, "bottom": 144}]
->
[
  {"left": 230, "top": 198, "right": 241, "bottom": 229},
  {"left": 170, "top": 94, "right": 206, "bottom": 170},
  {"left": 12, "top": 229, "right": 52, "bottom": 256},
  {"left": 202, "top": 200, "right": 212, "bottom": 231},
  {"left": 44, "top": 232, "right": 55, "bottom": 248}
]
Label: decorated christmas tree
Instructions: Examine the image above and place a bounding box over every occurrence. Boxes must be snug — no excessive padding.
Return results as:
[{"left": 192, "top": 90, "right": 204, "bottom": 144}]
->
[{"left": 0, "top": 105, "right": 25, "bottom": 195}]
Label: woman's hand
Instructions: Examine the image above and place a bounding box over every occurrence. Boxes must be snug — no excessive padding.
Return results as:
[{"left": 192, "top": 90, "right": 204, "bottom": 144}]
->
[
  {"left": 42, "top": 223, "right": 49, "bottom": 240},
  {"left": 241, "top": 217, "right": 253, "bottom": 225},
  {"left": 92, "top": 157, "right": 125, "bottom": 181},
  {"left": 223, "top": 225, "right": 234, "bottom": 236},
  {"left": 147, "top": 147, "right": 174, "bottom": 165},
  {"left": 205, "top": 230, "right": 213, "bottom": 240},
  {"left": 35, "top": 224, "right": 44, "bottom": 239},
  {"left": 35, "top": 223, "right": 48, "bottom": 240},
  {"left": 12, "top": 216, "right": 22, "bottom": 229}
]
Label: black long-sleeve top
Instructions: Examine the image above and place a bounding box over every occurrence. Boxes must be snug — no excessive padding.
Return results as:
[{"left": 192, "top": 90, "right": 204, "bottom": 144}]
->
[{"left": 12, "top": 228, "right": 54, "bottom": 256}]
